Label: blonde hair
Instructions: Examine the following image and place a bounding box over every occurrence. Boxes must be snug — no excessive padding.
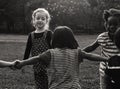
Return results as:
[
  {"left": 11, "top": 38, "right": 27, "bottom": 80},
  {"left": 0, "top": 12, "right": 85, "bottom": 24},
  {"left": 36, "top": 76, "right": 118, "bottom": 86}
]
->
[{"left": 32, "top": 8, "right": 51, "bottom": 30}]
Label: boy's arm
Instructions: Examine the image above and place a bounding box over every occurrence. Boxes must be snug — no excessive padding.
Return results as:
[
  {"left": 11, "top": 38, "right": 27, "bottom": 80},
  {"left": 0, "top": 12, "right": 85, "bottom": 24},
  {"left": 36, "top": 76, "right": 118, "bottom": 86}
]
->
[
  {"left": 81, "top": 51, "right": 108, "bottom": 62},
  {"left": 82, "top": 40, "right": 99, "bottom": 52}
]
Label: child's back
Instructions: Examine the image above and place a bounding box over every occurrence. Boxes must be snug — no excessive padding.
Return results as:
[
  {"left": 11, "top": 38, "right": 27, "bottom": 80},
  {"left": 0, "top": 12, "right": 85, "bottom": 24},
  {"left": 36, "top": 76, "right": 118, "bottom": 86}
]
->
[{"left": 48, "top": 48, "right": 82, "bottom": 89}]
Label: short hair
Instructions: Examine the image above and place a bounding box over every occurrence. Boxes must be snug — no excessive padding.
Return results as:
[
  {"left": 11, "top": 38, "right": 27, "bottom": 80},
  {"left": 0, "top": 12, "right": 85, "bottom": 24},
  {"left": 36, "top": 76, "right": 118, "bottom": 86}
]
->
[
  {"left": 51, "top": 26, "right": 79, "bottom": 49},
  {"left": 103, "top": 8, "right": 120, "bottom": 22},
  {"left": 114, "top": 27, "right": 120, "bottom": 49}
]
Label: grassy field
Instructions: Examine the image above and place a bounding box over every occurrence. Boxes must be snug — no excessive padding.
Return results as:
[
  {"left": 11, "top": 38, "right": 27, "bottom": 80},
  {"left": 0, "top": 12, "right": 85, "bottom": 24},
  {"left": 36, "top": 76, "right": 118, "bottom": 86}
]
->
[{"left": 0, "top": 34, "right": 101, "bottom": 89}]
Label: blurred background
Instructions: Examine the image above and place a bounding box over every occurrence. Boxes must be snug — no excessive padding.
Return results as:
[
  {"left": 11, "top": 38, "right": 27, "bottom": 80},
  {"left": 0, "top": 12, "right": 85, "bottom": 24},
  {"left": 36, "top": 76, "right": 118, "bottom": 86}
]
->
[{"left": 0, "top": 0, "right": 120, "bottom": 34}]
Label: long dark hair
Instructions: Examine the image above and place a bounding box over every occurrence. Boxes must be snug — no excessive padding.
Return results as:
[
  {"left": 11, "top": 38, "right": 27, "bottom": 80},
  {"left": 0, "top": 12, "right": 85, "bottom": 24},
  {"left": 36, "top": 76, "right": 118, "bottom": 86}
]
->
[{"left": 51, "top": 26, "right": 79, "bottom": 49}]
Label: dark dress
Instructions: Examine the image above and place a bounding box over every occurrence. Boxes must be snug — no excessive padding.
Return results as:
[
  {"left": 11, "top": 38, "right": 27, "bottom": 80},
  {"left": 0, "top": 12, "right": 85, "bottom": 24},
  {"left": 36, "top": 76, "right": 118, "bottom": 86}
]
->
[
  {"left": 106, "top": 55, "right": 120, "bottom": 89},
  {"left": 23, "top": 30, "right": 52, "bottom": 89}
]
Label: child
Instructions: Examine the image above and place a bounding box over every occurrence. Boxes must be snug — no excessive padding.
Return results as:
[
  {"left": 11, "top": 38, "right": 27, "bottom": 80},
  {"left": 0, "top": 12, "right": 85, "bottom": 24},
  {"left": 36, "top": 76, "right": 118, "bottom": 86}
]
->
[
  {"left": 83, "top": 8, "right": 120, "bottom": 89},
  {"left": 106, "top": 28, "right": 120, "bottom": 88},
  {"left": 14, "top": 26, "right": 108, "bottom": 89},
  {"left": 23, "top": 8, "right": 52, "bottom": 89}
]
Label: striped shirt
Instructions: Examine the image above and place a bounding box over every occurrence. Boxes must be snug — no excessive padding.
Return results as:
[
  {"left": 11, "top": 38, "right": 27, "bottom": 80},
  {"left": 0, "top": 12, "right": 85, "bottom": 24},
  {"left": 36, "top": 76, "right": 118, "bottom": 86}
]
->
[
  {"left": 47, "top": 48, "right": 82, "bottom": 89},
  {"left": 97, "top": 32, "right": 120, "bottom": 74}
]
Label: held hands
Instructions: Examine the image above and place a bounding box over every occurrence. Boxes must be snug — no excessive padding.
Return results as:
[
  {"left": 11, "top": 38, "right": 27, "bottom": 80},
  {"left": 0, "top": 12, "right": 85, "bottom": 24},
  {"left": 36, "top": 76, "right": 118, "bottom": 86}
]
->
[
  {"left": 14, "top": 60, "right": 23, "bottom": 69},
  {"left": 10, "top": 60, "right": 23, "bottom": 70}
]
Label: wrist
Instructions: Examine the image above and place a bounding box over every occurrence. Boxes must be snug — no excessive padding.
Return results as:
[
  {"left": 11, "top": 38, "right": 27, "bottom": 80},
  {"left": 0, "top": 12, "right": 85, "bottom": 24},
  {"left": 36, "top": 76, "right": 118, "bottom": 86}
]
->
[{"left": 9, "top": 62, "right": 14, "bottom": 67}]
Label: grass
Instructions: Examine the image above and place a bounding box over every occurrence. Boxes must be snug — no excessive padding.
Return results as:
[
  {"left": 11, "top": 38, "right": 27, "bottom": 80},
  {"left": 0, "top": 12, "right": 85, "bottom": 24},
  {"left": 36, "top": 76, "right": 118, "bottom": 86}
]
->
[{"left": 0, "top": 34, "right": 101, "bottom": 89}]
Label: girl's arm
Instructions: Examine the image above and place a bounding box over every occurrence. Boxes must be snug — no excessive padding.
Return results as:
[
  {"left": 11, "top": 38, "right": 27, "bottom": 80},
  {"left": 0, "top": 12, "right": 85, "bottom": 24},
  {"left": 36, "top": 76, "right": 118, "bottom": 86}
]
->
[
  {"left": 23, "top": 34, "right": 32, "bottom": 60},
  {"left": 0, "top": 60, "right": 14, "bottom": 68},
  {"left": 16, "top": 50, "right": 51, "bottom": 68},
  {"left": 21, "top": 56, "right": 40, "bottom": 66},
  {"left": 81, "top": 50, "right": 108, "bottom": 62},
  {"left": 82, "top": 40, "right": 99, "bottom": 52}
]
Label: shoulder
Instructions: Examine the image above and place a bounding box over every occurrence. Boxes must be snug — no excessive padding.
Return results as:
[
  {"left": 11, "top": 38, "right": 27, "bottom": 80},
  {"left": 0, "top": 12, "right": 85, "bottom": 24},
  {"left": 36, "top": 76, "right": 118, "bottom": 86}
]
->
[
  {"left": 28, "top": 31, "right": 35, "bottom": 36},
  {"left": 30, "top": 31, "right": 35, "bottom": 35},
  {"left": 97, "top": 32, "right": 108, "bottom": 41},
  {"left": 49, "top": 48, "right": 57, "bottom": 54},
  {"left": 46, "top": 30, "right": 53, "bottom": 35},
  {"left": 28, "top": 31, "right": 36, "bottom": 39},
  {"left": 42, "top": 49, "right": 51, "bottom": 56},
  {"left": 46, "top": 29, "right": 52, "bottom": 32},
  {"left": 97, "top": 32, "right": 108, "bottom": 38},
  {"left": 38, "top": 49, "right": 51, "bottom": 66},
  {"left": 46, "top": 30, "right": 53, "bottom": 38}
]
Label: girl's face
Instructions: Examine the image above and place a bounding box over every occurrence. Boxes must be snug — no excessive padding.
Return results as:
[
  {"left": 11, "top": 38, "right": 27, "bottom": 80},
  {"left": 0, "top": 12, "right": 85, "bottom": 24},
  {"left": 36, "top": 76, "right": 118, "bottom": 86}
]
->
[
  {"left": 33, "top": 12, "right": 47, "bottom": 30},
  {"left": 106, "top": 16, "right": 120, "bottom": 36}
]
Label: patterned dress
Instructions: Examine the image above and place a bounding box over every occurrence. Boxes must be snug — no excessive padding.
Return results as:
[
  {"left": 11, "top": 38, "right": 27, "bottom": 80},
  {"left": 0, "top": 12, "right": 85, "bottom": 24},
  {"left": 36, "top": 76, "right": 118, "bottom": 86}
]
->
[{"left": 31, "top": 30, "right": 50, "bottom": 89}]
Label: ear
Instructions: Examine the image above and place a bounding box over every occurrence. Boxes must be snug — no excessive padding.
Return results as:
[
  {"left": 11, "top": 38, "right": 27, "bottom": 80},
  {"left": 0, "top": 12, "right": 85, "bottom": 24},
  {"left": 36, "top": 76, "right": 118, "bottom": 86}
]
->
[
  {"left": 31, "top": 19, "right": 35, "bottom": 27},
  {"left": 104, "top": 22, "right": 107, "bottom": 30},
  {"left": 46, "top": 19, "right": 49, "bottom": 23}
]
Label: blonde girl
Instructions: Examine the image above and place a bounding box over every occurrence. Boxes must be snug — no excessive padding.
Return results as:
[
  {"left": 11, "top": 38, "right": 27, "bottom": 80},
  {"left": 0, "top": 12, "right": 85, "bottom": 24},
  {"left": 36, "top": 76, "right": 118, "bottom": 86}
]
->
[{"left": 23, "top": 8, "right": 52, "bottom": 89}]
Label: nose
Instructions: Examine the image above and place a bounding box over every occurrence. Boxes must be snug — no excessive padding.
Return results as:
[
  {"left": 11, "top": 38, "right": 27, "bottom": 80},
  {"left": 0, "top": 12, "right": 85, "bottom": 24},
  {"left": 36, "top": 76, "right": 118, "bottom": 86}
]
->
[
  {"left": 110, "top": 25, "right": 117, "bottom": 29},
  {"left": 38, "top": 19, "right": 42, "bottom": 21}
]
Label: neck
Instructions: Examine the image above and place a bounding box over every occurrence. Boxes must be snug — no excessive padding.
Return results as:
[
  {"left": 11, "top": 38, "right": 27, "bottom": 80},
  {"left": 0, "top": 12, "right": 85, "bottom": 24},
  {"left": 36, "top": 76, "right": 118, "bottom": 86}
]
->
[
  {"left": 108, "top": 33, "right": 114, "bottom": 41},
  {"left": 35, "top": 28, "right": 46, "bottom": 33}
]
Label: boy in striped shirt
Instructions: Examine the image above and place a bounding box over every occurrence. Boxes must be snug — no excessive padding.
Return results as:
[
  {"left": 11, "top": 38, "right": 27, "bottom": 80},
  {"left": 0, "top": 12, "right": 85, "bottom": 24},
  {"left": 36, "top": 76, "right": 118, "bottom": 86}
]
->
[{"left": 83, "top": 8, "right": 120, "bottom": 89}]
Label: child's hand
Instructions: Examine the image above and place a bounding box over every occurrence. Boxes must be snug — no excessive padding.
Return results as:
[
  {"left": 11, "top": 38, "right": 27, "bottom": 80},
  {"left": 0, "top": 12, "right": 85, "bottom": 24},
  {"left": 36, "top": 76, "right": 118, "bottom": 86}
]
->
[
  {"left": 9, "top": 61, "right": 17, "bottom": 70},
  {"left": 14, "top": 60, "right": 22, "bottom": 69}
]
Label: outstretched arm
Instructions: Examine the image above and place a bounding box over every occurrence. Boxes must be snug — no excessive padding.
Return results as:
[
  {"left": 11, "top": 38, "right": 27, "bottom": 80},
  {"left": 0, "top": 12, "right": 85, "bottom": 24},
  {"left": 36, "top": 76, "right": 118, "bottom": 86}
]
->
[
  {"left": 21, "top": 55, "right": 40, "bottom": 66},
  {"left": 15, "top": 50, "right": 51, "bottom": 69},
  {"left": 81, "top": 50, "right": 108, "bottom": 62},
  {"left": 82, "top": 40, "right": 99, "bottom": 52},
  {"left": 0, "top": 60, "right": 14, "bottom": 68}
]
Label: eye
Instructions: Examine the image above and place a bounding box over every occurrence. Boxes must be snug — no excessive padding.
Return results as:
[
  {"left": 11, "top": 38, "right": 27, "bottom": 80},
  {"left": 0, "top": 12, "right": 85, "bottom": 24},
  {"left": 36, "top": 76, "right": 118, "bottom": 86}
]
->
[
  {"left": 36, "top": 17, "right": 40, "bottom": 20},
  {"left": 41, "top": 17, "right": 46, "bottom": 20},
  {"left": 108, "top": 22, "right": 118, "bottom": 26}
]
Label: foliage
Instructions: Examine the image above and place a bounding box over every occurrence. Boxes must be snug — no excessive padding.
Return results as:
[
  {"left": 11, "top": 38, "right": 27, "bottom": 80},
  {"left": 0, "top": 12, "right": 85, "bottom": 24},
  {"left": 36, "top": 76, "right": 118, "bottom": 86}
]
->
[
  {"left": 1, "top": 0, "right": 120, "bottom": 34},
  {"left": 46, "top": 0, "right": 90, "bottom": 30}
]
